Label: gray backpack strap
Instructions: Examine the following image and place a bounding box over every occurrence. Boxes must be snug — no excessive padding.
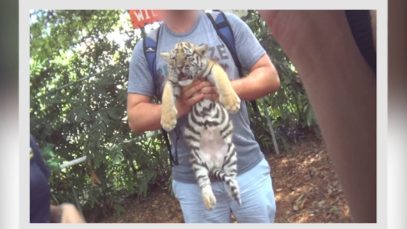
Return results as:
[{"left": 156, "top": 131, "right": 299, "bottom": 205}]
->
[{"left": 143, "top": 25, "right": 162, "bottom": 98}]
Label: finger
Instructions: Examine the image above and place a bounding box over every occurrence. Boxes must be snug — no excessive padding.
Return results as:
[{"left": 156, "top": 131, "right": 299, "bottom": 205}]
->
[
  {"left": 182, "top": 81, "right": 207, "bottom": 99},
  {"left": 199, "top": 81, "right": 213, "bottom": 88},
  {"left": 183, "top": 80, "right": 210, "bottom": 92},
  {"left": 186, "top": 93, "right": 204, "bottom": 106},
  {"left": 203, "top": 93, "right": 219, "bottom": 102},
  {"left": 200, "top": 86, "right": 218, "bottom": 94},
  {"left": 182, "top": 86, "right": 198, "bottom": 100},
  {"left": 182, "top": 80, "right": 201, "bottom": 90},
  {"left": 181, "top": 80, "right": 198, "bottom": 94},
  {"left": 181, "top": 80, "right": 201, "bottom": 96}
]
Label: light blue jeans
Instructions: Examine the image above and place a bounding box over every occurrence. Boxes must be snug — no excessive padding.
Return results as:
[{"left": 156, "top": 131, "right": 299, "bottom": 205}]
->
[{"left": 172, "top": 158, "right": 276, "bottom": 223}]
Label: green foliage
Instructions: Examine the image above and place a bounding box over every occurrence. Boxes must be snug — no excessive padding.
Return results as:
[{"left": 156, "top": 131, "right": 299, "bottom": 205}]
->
[
  {"left": 30, "top": 10, "right": 321, "bottom": 220},
  {"left": 30, "top": 10, "right": 169, "bottom": 219}
]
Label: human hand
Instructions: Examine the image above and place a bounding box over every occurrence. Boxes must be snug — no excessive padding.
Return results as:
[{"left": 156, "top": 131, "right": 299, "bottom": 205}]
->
[
  {"left": 200, "top": 81, "right": 219, "bottom": 102},
  {"left": 50, "top": 203, "right": 86, "bottom": 223},
  {"left": 176, "top": 80, "right": 218, "bottom": 117},
  {"left": 60, "top": 203, "right": 86, "bottom": 223}
]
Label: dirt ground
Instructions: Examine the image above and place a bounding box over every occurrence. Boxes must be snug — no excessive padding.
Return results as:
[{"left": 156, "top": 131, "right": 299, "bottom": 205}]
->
[{"left": 98, "top": 138, "right": 352, "bottom": 223}]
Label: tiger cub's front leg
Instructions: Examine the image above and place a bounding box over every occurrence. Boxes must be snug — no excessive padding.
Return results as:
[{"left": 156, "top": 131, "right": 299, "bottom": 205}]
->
[
  {"left": 160, "top": 81, "right": 178, "bottom": 131},
  {"left": 209, "top": 61, "right": 241, "bottom": 113}
]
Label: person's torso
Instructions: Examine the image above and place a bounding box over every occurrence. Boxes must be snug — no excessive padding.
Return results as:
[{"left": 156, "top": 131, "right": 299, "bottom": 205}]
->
[{"left": 149, "top": 12, "right": 264, "bottom": 183}]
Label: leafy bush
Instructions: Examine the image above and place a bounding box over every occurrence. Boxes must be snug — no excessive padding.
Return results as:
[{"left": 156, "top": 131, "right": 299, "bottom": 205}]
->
[{"left": 30, "top": 10, "right": 171, "bottom": 218}]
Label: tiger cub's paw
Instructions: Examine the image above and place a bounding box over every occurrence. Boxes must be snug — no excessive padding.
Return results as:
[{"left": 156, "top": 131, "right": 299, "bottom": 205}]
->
[
  {"left": 202, "top": 186, "right": 216, "bottom": 210},
  {"left": 161, "top": 107, "right": 177, "bottom": 131},
  {"left": 220, "top": 92, "right": 241, "bottom": 113}
]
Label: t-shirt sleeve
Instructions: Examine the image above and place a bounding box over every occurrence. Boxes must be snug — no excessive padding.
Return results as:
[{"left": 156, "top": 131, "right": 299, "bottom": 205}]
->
[
  {"left": 225, "top": 12, "right": 266, "bottom": 71},
  {"left": 127, "top": 40, "right": 155, "bottom": 97}
]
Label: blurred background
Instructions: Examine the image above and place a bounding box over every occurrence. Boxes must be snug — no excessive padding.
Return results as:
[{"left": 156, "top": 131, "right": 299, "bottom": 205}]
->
[{"left": 0, "top": 0, "right": 19, "bottom": 228}]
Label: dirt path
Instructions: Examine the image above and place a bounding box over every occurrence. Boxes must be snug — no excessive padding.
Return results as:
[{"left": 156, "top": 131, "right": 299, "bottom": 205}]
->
[{"left": 99, "top": 138, "right": 352, "bottom": 223}]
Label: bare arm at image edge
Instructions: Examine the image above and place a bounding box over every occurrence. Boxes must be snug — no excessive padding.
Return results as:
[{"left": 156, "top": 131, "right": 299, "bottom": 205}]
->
[{"left": 259, "top": 10, "right": 376, "bottom": 222}]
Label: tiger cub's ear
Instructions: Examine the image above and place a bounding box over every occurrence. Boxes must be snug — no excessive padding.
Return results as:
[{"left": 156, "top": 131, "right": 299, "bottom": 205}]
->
[
  {"left": 195, "top": 44, "right": 208, "bottom": 56},
  {"left": 160, "top": 52, "right": 171, "bottom": 63}
]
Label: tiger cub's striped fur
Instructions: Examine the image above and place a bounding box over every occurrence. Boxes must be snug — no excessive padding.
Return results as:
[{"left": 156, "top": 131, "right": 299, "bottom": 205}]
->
[{"left": 160, "top": 42, "right": 241, "bottom": 209}]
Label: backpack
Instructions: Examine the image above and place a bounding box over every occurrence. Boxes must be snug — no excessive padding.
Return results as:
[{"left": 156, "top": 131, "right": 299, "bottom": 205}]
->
[
  {"left": 143, "top": 10, "right": 262, "bottom": 165},
  {"left": 30, "top": 134, "right": 51, "bottom": 222}
]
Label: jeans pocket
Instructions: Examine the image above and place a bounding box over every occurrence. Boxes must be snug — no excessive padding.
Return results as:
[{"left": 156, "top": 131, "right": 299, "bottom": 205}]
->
[{"left": 259, "top": 158, "right": 271, "bottom": 175}]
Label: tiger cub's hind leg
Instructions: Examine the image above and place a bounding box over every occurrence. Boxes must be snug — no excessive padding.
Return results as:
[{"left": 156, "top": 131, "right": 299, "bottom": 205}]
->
[{"left": 190, "top": 149, "right": 217, "bottom": 210}]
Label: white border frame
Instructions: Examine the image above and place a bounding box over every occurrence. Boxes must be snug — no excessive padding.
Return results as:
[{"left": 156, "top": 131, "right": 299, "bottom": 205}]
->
[{"left": 20, "top": 0, "right": 387, "bottom": 228}]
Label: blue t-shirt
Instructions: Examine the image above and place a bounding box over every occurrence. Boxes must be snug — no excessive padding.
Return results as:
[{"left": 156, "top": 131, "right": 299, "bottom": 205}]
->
[{"left": 128, "top": 11, "right": 267, "bottom": 183}]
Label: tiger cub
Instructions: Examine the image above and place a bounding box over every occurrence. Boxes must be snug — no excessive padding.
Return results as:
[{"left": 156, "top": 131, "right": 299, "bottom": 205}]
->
[{"left": 160, "top": 41, "right": 241, "bottom": 209}]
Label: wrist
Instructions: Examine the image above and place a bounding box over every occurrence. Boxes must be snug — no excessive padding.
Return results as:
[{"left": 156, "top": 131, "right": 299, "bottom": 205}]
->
[{"left": 175, "top": 99, "right": 188, "bottom": 118}]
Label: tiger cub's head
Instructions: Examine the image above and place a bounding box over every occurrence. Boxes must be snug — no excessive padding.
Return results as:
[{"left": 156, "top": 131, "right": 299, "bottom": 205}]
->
[{"left": 160, "top": 41, "right": 209, "bottom": 86}]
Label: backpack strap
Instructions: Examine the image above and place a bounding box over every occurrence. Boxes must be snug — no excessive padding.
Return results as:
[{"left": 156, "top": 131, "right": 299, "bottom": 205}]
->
[
  {"left": 206, "top": 11, "right": 243, "bottom": 77},
  {"left": 143, "top": 25, "right": 161, "bottom": 84},
  {"left": 206, "top": 11, "right": 280, "bottom": 155},
  {"left": 206, "top": 11, "right": 262, "bottom": 119},
  {"left": 142, "top": 26, "right": 178, "bottom": 166}
]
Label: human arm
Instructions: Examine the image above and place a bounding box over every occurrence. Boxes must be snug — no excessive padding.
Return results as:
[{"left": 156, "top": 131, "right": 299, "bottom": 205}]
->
[
  {"left": 259, "top": 10, "right": 376, "bottom": 222},
  {"left": 127, "top": 94, "right": 162, "bottom": 134},
  {"left": 225, "top": 12, "right": 280, "bottom": 100},
  {"left": 127, "top": 81, "right": 209, "bottom": 134},
  {"left": 231, "top": 53, "right": 279, "bottom": 101}
]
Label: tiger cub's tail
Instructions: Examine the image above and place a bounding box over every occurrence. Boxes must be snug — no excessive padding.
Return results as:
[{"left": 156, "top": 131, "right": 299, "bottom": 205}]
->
[{"left": 212, "top": 169, "right": 241, "bottom": 205}]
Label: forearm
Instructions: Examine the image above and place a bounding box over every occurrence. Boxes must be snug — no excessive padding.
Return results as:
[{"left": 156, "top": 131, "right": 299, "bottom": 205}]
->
[
  {"left": 299, "top": 15, "right": 376, "bottom": 223},
  {"left": 128, "top": 103, "right": 162, "bottom": 134},
  {"left": 128, "top": 100, "right": 190, "bottom": 134},
  {"left": 300, "top": 33, "right": 376, "bottom": 222},
  {"left": 264, "top": 11, "right": 376, "bottom": 222},
  {"left": 232, "top": 62, "right": 280, "bottom": 101}
]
